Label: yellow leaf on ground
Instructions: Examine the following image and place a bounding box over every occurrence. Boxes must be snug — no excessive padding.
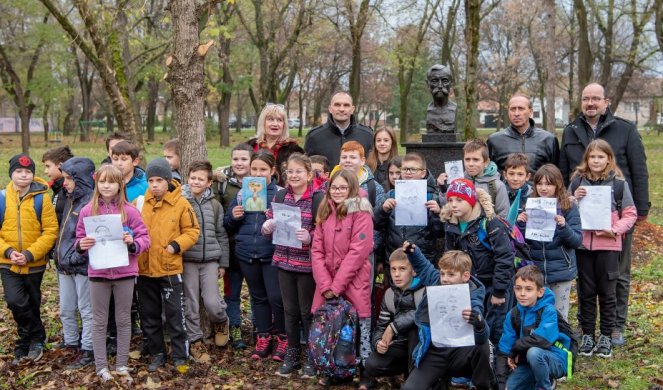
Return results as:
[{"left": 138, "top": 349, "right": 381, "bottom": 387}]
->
[
  {"left": 146, "top": 376, "right": 161, "bottom": 389},
  {"left": 128, "top": 350, "right": 141, "bottom": 359}
]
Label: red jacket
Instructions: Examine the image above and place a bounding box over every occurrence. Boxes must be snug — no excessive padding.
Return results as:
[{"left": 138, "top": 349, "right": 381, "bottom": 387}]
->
[{"left": 311, "top": 196, "right": 374, "bottom": 318}]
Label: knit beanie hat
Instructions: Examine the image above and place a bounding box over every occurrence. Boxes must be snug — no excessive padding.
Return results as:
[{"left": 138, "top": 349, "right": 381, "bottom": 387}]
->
[
  {"left": 9, "top": 154, "right": 36, "bottom": 178},
  {"left": 446, "top": 178, "right": 477, "bottom": 207},
  {"left": 146, "top": 158, "right": 172, "bottom": 182}
]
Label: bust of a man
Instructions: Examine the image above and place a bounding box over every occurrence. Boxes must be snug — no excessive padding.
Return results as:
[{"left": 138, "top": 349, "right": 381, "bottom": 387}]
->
[{"left": 426, "top": 64, "right": 457, "bottom": 134}]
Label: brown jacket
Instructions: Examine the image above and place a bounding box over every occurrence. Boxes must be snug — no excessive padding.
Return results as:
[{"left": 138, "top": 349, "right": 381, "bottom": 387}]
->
[{"left": 138, "top": 181, "right": 199, "bottom": 277}]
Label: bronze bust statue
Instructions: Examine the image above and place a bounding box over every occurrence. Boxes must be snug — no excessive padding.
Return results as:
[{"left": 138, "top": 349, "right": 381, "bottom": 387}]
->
[{"left": 426, "top": 64, "right": 457, "bottom": 134}]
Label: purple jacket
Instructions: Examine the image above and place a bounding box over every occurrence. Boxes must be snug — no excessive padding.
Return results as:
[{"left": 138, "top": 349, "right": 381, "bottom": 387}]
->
[{"left": 76, "top": 199, "right": 150, "bottom": 279}]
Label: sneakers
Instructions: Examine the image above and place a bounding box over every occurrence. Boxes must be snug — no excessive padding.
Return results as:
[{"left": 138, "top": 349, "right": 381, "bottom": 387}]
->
[
  {"left": 275, "top": 347, "right": 301, "bottom": 377},
  {"left": 251, "top": 333, "right": 272, "bottom": 360},
  {"left": 230, "top": 326, "right": 246, "bottom": 349},
  {"left": 148, "top": 353, "right": 166, "bottom": 372},
  {"left": 272, "top": 333, "right": 287, "bottom": 362},
  {"left": 116, "top": 366, "right": 133, "bottom": 383},
  {"left": 300, "top": 360, "right": 316, "bottom": 379},
  {"left": 595, "top": 334, "right": 612, "bottom": 358},
  {"left": 53, "top": 341, "right": 79, "bottom": 352},
  {"left": 67, "top": 349, "right": 94, "bottom": 370},
  {"left": 97, "top": 368, "right": 114, "bottom": 383},
  {"left": 190, "top": 340, "right": 207, "bottom": 361},
  {"left": 214, "top": 319, "right": 230, "bottom": 347},
  {"left": 611, "top": 329, "right": 626, "bottom": 347},
  {"left": 27, "top": 341, "right": 44, "bottom": 362},
  {"left": 578, "top": 334, "right": 595, "bottom": 356},
  {"left": 12, "top": 348, "right": 28, "bottom": 365},
  {"left": 173, "top": 358, "right": 190, "bottom": 374},
  {"left": 450, "top": 377, "right": 472, "bottom": 388}
]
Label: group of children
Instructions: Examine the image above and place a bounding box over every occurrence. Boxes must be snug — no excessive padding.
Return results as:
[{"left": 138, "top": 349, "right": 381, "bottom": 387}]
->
[{"left": 0, "top": 120, "right": 637, "bottom": 389}]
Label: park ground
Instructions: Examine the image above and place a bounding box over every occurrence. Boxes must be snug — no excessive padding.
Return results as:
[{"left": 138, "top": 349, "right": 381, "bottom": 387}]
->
[{"left": 0, "top": 130, "right": 661, "bottom": 389}]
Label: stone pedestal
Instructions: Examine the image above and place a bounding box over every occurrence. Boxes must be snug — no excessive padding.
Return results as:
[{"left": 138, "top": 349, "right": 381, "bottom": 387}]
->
[{"left": 403, "top": 133, "right": 465, "bottom": 178}]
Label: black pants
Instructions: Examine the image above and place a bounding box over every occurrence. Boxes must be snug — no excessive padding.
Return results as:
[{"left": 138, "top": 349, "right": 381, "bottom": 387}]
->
[
  {"left": 137, "top": 275, "right": 188, "bottom": 359},
  {"left": 238, "top": 259, "right": 284, "bottom": 334},
  {"left": 364, "top": 328, "right": 418, "bottom": 378},
  {"left": 278, "top": 269, "right": 314, "bottom": 349},
  {"left": 402, "top": 342, "right": 494, "bottom": 390},
  {"left": 0, "top": 269, "right": 46, "bottom": 352},
  {"left": 577, "top": 249, "right": 619, "bottom": 336},
  {"left": 616, "top": 230, "right": 634, "bottom": 331}
]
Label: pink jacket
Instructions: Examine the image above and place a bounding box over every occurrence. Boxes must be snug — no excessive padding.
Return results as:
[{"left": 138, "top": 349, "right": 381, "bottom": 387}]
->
[
  {"left": 76, "top": 199, "right": 150, "bottom": 279},
  {"left": 311, "top": 196, "right": 374, "bottom": 318},
  {"left": 576, "top": 174, "right": 637, "bottom": 252}
]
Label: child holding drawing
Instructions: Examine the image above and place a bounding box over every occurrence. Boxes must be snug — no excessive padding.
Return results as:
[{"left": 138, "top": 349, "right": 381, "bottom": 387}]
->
[
  {"left": 76, "top": 164, "right": 150, "bottom": 383},
  {"left": 516, "top": 164, "right": 582, "bottom": 320},
  {"left": 224, "top": 151, "right": 286, "bottom": 361},
  {"left": 568, "top": 140, "right": 636, "bottom": 359},
  {"left": 261, "top": 153, "right": 325, "bottom": 378}
]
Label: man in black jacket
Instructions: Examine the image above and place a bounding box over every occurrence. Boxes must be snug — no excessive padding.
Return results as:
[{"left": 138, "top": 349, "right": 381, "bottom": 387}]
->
[
  {"left": 559, "top": 82, "right": 650, "bottom": 347},
  {"left": 304, "top": 92, "right": 373, "bottom": 167},
  {"left": 487, "top": 94, "right": 559, "bottom": 174}
]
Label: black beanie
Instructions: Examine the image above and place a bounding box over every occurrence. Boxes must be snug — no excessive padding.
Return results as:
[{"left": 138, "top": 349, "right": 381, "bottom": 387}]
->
[
  {"left": 9, "top": 154, "right": 36, "bottom": 178},
  {"left": 146, "top": 158, "right": 173, "bottom": 182}
]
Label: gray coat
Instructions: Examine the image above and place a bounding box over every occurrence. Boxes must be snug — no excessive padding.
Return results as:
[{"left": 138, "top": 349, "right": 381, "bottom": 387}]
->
[{"left": 182, "top": 185, "right": 229, "bottom": 267}]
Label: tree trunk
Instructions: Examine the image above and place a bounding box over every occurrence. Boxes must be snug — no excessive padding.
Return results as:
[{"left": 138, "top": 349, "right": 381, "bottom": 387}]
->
[
  {"left": 146, "top": 76, "right": 159, "bottom": 142},
  {"left": 43, "top": 104, "right": 50, "bottom": 143},
  {"left": 574, "top": 0, "right": 592, "bottom": 108},
  {"left": 463, "top": 0, "right": 481, "bottom": 140},
  {"left": 19, "top": 108, "right": 31, "bottom": 154},
  {"left": 544, "top": 0, "right": 556, "bottom": 133},
  {"left": 166, "top": 1, "right": 212, "bottom": 179}
]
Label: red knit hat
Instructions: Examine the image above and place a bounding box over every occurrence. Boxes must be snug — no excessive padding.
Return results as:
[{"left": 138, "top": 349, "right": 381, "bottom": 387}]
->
[{"left": 446, "top": 179, "right": 477, "bottom": 207}]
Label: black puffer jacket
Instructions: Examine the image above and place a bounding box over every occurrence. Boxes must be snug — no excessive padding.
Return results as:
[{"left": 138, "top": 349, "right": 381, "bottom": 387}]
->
[
  {"left": 487, "top": 118, "right": 560, "bottom": 173},
  {"left": 371, "top": 277, "right": 424, "bottom": 349},
  {"left": 441, "top": 188, "right": 515, "bottom": 298},
  {"left": 304, "top": 113, "right": 373, "bottom": 167},
  {"left": 54, "top": 157, "right": 96, "bottom": 275},
  {"left": 373, "top": 172, "right": 444, "bottom": 262},
  {"left": 559, "top": 108, "right": 650, "bottom": 217},
  {"left": 182, "top": 185, "right": 229, "bottom": 267}
]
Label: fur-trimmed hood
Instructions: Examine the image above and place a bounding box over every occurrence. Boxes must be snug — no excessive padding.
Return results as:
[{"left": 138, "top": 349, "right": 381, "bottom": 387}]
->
[
  {"left": 344, "top": 196, "right": 374, "bottom": 215},
  {"left": 439, "top": 188, "right": 495, "bottom": 223}
]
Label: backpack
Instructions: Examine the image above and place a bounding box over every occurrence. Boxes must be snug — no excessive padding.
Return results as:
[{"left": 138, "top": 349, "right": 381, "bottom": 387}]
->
[
  {"left": 0, "top": 189, "right": 44, "bottom": 227},
  {"left": 383, "top": 287, "right": 425, "bottom": 314},
  {"left": 568, "top": 175, "right": 624, "bottom": 216},
  {"left": 510, "top": 306, "right": 579, "bottom": 379},
  {"left": 273, "top": 188, "right": 325, "bottom": 219},
  {"left": 487, "top": 179, "right": 499, "bottom": 206},
  {"left": 308, "top": 297, "right": 359, "bottom": 381},
  {"left": 476, "top": 215, "right": 534, "bottom": 269}
]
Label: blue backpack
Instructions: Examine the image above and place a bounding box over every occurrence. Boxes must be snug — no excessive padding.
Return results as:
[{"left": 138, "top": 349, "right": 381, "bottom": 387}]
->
[
  {"left": 308, "top": 297, "right": 358, "bottom": 381},
  {"left": 0, "top": 189, "right": 43, "bottom": 227}
]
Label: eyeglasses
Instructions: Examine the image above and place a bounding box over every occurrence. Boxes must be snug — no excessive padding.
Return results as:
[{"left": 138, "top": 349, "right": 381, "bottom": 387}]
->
[
  {"left": 266, "top": 102, "right": 285, "bottom": 109},
  {"left": 285, "top": 169, "right": 307, "bottom": 176},
  {"left": 329, "top": 186, "right": 349, "bottom": 193},
  {"left": 581, "top": 96, "right": 605, "bottom": 103},
  {"left": 402, "top": 167, "right": 424, "bottom": 174}
]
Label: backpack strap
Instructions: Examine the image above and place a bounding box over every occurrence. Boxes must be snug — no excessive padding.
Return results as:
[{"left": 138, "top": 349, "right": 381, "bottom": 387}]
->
[
  {"left": 414, "top": 287, "right": 425, "bottom": 307},
  {"left": 613, "top": 179, "right": 624, "bottom": 216},
  {"left": 383, "top": 288, "right": 395, "bottom": 314},
  {"left": 477, "top": 218, "right": 492, "bottom": 252},
  {"left": 367, "top": 180, "right": 376, "bottom": 207},
  {"left": 274, "top": 188, "right": 287, "bottom": 204},
  {"left": 0, "top": 190, "right": 42, "bottom": 228},
  {"left": 488, "top": 179, "right": 498, "bottom": 205},
  {"left": 0, "top": 189, "right": 5, "bottom": 227},
  {"left": 211, "top": 198, "right": 221, "bottom": 228},
  {"left": 510, "top": 306, "right": 521, "bottom": 335},
  {"left": 34, "top": 193, "right": 43, "bottom": 222},
  {"left": 312, "top": 191, "right": 324, "bottom": 222}
]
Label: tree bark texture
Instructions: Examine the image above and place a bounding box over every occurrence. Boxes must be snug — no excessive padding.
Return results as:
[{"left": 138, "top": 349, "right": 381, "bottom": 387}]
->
[
  {"left": 463, "top": 0, "right": 481, "bottom": 140},
  {"left": 544, "top": 0, "right": 556, "bottom": 133}
]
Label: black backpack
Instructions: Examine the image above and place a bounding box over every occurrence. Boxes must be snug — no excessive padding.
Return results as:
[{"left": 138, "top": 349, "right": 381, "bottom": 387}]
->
[
  {"left": 510, "top": 306, "right": 578, "bottom": 379},
  {"left": 568, "top": 175, "right": 624, "bottom": 216},
  {"left": 273, "top": 188, "right": 325, "bottom": 219}
]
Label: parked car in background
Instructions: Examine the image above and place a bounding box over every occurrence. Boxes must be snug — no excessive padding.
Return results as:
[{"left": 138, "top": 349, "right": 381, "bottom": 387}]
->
[{"left": 288, "top": 118, "right": 301, "bottom": 128}]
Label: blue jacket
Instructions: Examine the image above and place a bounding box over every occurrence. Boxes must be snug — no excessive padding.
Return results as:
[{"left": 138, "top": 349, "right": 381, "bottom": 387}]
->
[
  {"left": 441, "top": 188, "right": 515, "bottom": 298},
  {"left": 498, "top": 288, "right": 571, "bottom": 370},
  {"left": 406, "top": 246, "right": 489, "bottom": 368},
  {"left": 519, "top": 204, "right": 582, "bottom": 284},
  {"left": 126, "top": 168, "right": 148, "bottom": 202},
  {"left": 373, "top": 172, "right": 444, "bottom": 262},
  {"left": 223, "top": 179, "right": 278, "bottom": 262},
  {"left": 54, "top": 157, "right": 96, "bottom": 275}
]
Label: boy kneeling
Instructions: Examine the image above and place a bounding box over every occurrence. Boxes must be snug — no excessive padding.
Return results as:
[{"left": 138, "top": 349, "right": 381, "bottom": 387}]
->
[
  {"left": 364, "top": 248, "right": 424, "bottom": 379},
  {"left": 402, "top": 242, "right": 495, "bottom": 390},
  {"left": 497, "top": 266, "right": 571, "bottom": 390}
]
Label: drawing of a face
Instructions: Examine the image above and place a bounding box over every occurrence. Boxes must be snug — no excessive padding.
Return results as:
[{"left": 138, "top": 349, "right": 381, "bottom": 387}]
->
[
  {"left": 448, "top": 317, "right": 464, "bottom": 331},
  {"left": 529, "top": 209, "right": 546, "bottom": 228},
  {"left": 95, "top": 225, "right": 112, "bottom": 245},
  {"left": 435, "top": 301, "right": 448, "bottom": 316},
  {"left": 248, "top": 180, "right": 263, "bottom": 197}
]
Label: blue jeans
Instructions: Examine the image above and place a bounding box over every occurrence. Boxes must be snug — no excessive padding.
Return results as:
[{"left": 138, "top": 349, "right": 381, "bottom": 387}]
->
[
  {"left": 506, "top": 347, "right": 565, "bottom": 390},
  {"left": 224, "top": 268, "right": 244, "bottom": 327}
]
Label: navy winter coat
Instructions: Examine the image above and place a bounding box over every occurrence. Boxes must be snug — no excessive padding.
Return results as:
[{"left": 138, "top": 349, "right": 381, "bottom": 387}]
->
[{"left": 54, "top": 157, "right": 96, "bottom": 275}]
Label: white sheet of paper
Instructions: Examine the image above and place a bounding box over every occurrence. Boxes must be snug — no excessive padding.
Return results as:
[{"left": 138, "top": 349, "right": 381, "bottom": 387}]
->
[
  {"left": 525, "top": 198, "right": 558, "bottom": 242},
  {"left": 395, "top": 180, "right": 428, "bottom": 226},
  {"left": 83, "top": 214, "right": 129, "bottom": 270},
  {"left": 271, "top": 203, "right": 303, "bottom": 249},
  {"left": 579, "top": 186, "right": 612, "bottom": 230},
  {"left": 445, "top": 160, "right": 464, "bottom": 182},
  {"left": 427, "top": 285, "right": 475, "bottom": 348}
]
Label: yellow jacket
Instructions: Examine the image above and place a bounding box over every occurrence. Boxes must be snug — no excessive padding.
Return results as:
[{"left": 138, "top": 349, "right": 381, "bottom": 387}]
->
[
  {"left": 138, "top": 180, "right": 199, "bottom": 277},
  {"left": 0, "top": 177, "right": 58, "bottom": 274}
]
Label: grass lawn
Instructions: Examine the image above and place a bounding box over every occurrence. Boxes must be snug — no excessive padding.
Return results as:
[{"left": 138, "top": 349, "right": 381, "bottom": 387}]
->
[{"left": 0, "top": 128, "right": 661, "bottom": 389}]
